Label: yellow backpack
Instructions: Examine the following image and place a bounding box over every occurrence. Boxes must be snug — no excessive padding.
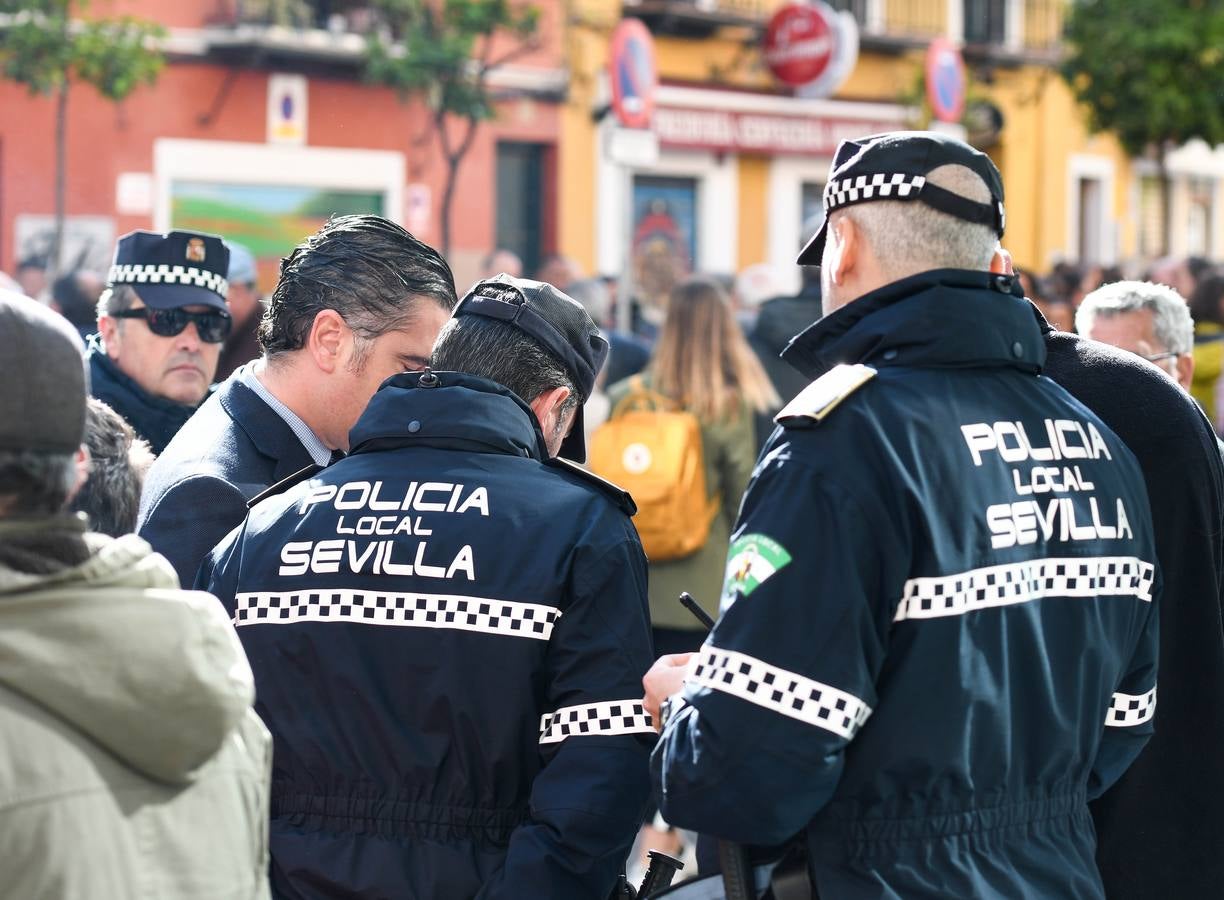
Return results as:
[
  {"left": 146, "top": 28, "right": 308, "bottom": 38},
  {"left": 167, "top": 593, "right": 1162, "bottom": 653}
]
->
[{"left": 590, "top": 377, "right": 720, "bottom": 561}]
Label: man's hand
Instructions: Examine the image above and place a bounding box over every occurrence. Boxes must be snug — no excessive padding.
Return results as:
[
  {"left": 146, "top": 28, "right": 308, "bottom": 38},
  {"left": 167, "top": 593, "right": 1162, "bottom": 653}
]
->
[{"left": 643, "top": 653, "right": 696, "bottom": 729}]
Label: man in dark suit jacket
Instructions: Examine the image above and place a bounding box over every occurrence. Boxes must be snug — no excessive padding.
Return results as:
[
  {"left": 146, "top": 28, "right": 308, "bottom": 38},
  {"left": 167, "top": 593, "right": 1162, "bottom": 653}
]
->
[
  {"left": 137, "top": 216, "right": 457, "bottom": 588},
  {"left": 1036, "top": 308, "right": 1224, "bottom": 900}
]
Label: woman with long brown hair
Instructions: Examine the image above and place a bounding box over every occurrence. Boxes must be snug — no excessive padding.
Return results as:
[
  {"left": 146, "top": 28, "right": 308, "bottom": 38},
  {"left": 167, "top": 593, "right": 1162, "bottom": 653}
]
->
[
  {"left": 607, "top": 274, "right": 778, "bottom": 656},
  {"left": 607, "top": 274, "right": 778, "bottom": 871}
]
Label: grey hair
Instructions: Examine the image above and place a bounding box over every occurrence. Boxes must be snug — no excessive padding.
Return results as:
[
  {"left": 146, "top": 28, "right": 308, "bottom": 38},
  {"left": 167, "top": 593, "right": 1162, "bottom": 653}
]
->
[
  {"left": 0, "top": 450, "right": 80, "bottom": 516},
  {"left": 566, "top": 278, "right": 611, "bottom": 327},
  {"left": 841, "top": 164, "right": 998, "bottom": 280},
  {"left": 96, "top": 283, "right": 138, "bottom": 320},
  {"left": 1076, "top": 280, "right": 1195, "bottom": 355},
  {"left": 70, "top": 398, "right": 154, "bottom": 536},
  {"left": 430, "top": 316, "right": 580, "bottom": 418}
]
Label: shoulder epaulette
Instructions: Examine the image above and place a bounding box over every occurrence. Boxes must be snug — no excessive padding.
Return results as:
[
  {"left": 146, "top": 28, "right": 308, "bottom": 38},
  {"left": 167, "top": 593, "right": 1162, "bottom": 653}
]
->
[
  {"left": 775, "top": 363, "right": 877, "bottom": 427},
  {"left": 246, "top": 463, "right": 324, "bottom": 509},
  {"left": 545, "top": 457, "right": 638, "bottom": 517}
]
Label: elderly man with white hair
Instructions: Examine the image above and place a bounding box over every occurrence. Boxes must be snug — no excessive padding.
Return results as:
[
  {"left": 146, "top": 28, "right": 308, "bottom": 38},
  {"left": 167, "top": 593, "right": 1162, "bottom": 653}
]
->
[{"left": 1076, "top": 281, "right": 1195, "bottom": 391}]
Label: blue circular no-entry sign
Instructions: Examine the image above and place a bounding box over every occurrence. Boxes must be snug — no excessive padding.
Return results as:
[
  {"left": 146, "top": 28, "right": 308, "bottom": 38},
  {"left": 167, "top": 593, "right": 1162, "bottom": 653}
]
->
[
  {"left": 926, "top": 36, "right": 966, "bottom": 123},
  {"left": 610, "top": 19, "right": 658, "bottom": 130}
]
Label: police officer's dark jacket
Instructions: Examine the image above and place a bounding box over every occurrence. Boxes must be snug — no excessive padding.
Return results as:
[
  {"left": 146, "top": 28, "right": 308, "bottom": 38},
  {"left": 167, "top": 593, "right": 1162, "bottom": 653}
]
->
[
  {"left": 652, "top": 270, "right": 1160, "bottom": 899},
  {"left": 202, "top": 371, "right": 656, "bottom": 900}
]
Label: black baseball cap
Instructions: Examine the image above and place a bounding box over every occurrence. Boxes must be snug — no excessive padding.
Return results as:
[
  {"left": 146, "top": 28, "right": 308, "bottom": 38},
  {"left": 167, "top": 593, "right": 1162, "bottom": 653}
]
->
[
  {"left": 0, "top": 290, "right": 87, "bottom": 454},
  {"left": 107, "top": 230, "right": 230, "bottom": 312},
  {"left": 453, "top": 274, "right": 609, "bottom": 462},
  {"left": 798, "top": 131, "right": 1006, "bottom": 266}
]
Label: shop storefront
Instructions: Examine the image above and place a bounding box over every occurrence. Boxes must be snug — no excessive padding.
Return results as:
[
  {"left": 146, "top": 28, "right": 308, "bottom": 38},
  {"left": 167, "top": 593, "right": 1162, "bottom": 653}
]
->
[{"left": 594, "top": 84, "right": 906, "bottom": 284}]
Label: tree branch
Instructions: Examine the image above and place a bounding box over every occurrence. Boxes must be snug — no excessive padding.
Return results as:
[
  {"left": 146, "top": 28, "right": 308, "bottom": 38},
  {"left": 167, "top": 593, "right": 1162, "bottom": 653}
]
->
[
  {"left": 434, "top": 104, "right": 454, "bottom": 160},
  {"left": 482, "top": 37, "right": 540, "bottom": 75},
  {"left": 453, "top": 114, "right": 479, "bottom": 164}
]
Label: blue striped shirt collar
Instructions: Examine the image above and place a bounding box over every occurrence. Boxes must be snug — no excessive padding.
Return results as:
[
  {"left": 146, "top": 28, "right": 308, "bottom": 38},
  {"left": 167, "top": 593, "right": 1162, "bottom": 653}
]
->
[{"left": 240, "top": 363, "right": 332, "bottom": 467}]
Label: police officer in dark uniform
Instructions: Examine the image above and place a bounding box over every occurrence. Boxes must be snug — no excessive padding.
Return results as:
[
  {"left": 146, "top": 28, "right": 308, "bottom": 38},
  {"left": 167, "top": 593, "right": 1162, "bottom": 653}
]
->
[
  {"left": 202, "top": 275, "right": 655, "bottom": 899},
  {"left": 90, "top": 230, "right": 232, "bottom": 453},
  {"left": 644, "top": 133, "right": 1160, "bottom": 898}
]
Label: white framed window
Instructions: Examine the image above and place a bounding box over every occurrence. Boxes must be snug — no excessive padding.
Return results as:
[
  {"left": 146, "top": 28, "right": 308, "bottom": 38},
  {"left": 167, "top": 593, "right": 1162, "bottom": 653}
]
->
[
  {"left": 153, "top": 139, "right": 406, "bottom": 294},
  {"left": 827, "top": 0, "right": 884, "bottom": 33},
  {"left": 596, "top": 132, "right": 738, "bottom": 279},
  {"left": 767, "top": 155, "right": 831, "bottom": 286},
  {"left": 1067, "top": 154, "right": 1116, "bottom": 266},
  {"left": 1163, "top": 139, "right": 1224, "bottom": 258},
  {"left": 153, "top": 140, "right": 405, "bottom": 232},
  {"left": 951, "top": 0, "right": 1023, "bottom": 48},
  {"left": 1186, "top": 177, "right": 1216, "bottom": 258}
]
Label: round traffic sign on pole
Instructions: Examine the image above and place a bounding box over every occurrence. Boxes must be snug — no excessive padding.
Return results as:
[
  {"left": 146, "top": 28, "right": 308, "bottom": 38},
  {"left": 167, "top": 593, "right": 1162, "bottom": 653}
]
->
[
  {"left": 764, "top": 3, "right": 835, "bottom": 87},
  {"left": 610, "top": 19, "right": 658, "bottom": 130},
  {"left": 926, "top": 36, "right": 966, "bottom": 123}
]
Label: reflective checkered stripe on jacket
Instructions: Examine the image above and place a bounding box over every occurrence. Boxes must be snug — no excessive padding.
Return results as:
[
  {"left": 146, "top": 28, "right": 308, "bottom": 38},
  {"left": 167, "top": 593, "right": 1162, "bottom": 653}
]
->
[
  {"left": 233, "top": 590, "right": 561, "bottom": 640},
  {"left": 687, "top": 646, "right": 872, "bottom": 741},
  {"left": 539, "top": 700, "right": 655, "bottom": 744},
  {"left": 1105, "top": 686, "right": 1157, "bottom": 727},
  {"left": 894, "top": 556, "right": 1155, "bottom": 622}
]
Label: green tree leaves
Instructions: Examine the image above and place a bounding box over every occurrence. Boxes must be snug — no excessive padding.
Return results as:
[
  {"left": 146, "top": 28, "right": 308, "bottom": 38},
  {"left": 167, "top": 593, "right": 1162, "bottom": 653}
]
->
[
  {"left": 363, "top": 0, "right": 540, "bottom": 254},
  {"left": 0, "top": 2, "right": 164, "bottom": 100},
  {"left": 0, "top": 0, "right": 164, "bottom": 281},
  {"left": 365, "top": 0, "right": 538, "bottom": 119},
  {"left": 1061, "top": 0, "right": 1224, "bottom": 156}
]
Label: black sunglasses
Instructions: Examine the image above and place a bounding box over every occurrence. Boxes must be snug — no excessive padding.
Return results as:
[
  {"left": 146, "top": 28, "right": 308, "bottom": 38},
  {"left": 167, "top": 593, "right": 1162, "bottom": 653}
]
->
[{"left": 111, "top": 307, "right": 232, "bottom": 343}]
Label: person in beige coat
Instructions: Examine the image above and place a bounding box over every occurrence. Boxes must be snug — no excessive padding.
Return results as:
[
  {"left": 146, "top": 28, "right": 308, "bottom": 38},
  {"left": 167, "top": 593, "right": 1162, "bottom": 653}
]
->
[{"left": 0, "top": 290, "right": 272, "bottom": 900}]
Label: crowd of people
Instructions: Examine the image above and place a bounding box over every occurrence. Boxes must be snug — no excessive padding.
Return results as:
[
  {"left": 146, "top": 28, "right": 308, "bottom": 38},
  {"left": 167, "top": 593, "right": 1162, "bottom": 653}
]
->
[{"left": 2, "top": 129, "right": 1224, "bottom": 900}]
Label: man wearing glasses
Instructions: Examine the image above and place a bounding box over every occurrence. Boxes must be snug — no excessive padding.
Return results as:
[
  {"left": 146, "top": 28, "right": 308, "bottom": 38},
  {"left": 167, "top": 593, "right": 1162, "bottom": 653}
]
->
[
  {"left": 1075, "top": 280, "right": 1195, "bottom": 392},
  {"left": 91, "top": 230, "right": 232, "bottom": 455}
]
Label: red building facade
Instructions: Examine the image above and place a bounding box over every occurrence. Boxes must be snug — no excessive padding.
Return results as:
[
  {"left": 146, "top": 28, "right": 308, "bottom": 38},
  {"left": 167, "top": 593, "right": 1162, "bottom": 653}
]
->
[{"left": 0, "top": 0, "right": 566, "bottom": 290}]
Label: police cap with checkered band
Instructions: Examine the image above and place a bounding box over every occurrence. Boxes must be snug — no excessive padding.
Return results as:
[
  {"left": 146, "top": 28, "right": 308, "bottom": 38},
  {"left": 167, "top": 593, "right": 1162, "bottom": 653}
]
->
[
  {"left": 106, "top": 230, "right": 231, "bottom": 312},
  {"left": 797, "top": 131, "right": 1006, "bottom": 266},
  {"left": 453, "top": 273, "right": 609, "bottom": 463}
]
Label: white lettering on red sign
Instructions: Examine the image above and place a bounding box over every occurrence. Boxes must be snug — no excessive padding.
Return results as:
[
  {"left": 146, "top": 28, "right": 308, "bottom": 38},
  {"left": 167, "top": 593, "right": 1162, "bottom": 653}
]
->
[{"left": 652, "top": 106, "right": 899, "bottom": 156}]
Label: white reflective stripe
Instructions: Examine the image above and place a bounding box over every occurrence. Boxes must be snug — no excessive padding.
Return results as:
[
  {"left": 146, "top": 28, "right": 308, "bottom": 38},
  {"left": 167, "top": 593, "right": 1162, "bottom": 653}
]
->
[
  {"left": 234, "top": 589, "right": 560, "bottom": 640},
  {"left": 1106, "top": 686, "right": 1157, "bottom": 727},
  {"left": 107, "top": 263, "right": 228, "bottom": 296},
  {"left": 539, "top": 700, "right": 655, "bottom": 744},
  {"left": 688, "top": 646, "right": 872, "bottom": 740},
  {"left": 895, "top": 556, "right": 1155, "bottom": 622},
  {"left": 825, "top": 173, "right": 925, "bottom": 211}
]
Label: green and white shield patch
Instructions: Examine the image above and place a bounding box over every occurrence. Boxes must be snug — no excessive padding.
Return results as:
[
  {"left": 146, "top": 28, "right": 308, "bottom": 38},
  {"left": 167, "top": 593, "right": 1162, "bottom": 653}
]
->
[{"left": 721, "top": 533, "right": 792, "bottom": 608}]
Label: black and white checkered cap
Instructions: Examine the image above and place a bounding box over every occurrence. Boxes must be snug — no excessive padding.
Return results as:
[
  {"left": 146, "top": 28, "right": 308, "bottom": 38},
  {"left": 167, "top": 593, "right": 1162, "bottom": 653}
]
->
[
  {"left": 452, "top": 274, "right": 609, "bottom": 463},
  {"left": 106, "top": 229, "right": 230, "bottom": 311},
  {"left": 798, "top": 131, "right": 1006, "bottom": 265}
]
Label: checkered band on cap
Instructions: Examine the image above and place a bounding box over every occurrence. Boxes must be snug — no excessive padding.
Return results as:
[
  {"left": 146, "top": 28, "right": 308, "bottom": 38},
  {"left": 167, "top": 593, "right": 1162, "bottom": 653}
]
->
[
  {"left": 688, "top": 646, "right": 872, "bottom": 741},
  {"left": 1105, "top": 686, "right": 1156, "bottom": 727},
  {"left": 108, "top": 263, "right": 229, "bottom": 299},
  {"left": 893, "top": 556, "right": 1155, "bottom": 622},
  {"left": 539, "top": 700, "right": 656, "bottom": 744},
  {"left": 824, "top": 173, "right": 927, "bottom": 214},
  {"left": 233, "top": 589, "right": 561, "bottom": 641}
]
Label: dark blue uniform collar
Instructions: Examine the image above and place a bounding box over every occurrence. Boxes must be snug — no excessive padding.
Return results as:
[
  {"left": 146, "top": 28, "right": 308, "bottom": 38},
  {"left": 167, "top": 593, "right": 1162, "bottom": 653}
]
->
[
  {"left": 348, "top": 370, "right": 549, "bottom": 460},
  {"left": 782, "top": 268, "right": 1046, "bottom": 381}
]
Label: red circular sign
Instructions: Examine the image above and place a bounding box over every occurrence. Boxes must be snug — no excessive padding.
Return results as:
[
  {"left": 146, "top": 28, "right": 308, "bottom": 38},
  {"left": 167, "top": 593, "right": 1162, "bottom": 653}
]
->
[
  {"left": 610, "top": 19, "right": 658, "bottom": 130},
  {"left": 764, "top": 4, "right": 835, "bottom": 87},
  {"left": 926, "top": 36, "right": 966, "bottom": 123}
]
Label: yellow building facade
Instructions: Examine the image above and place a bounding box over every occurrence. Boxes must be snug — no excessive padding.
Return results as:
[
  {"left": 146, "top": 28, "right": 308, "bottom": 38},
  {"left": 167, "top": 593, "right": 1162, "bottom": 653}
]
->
[{"left": 558, "top": 0, "right": 1224, "bottom": 284}]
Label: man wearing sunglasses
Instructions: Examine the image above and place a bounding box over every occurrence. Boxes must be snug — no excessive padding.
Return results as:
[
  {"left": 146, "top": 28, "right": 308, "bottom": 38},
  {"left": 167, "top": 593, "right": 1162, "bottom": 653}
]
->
[{"left": 90, "top": 230, "right": 232, "bottom": 455}]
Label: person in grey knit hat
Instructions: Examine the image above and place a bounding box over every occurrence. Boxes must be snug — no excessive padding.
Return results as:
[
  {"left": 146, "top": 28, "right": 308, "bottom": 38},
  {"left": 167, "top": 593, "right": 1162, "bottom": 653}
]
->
[{"left": 0, "top": 289, "right": 274, "bottom": 898}]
